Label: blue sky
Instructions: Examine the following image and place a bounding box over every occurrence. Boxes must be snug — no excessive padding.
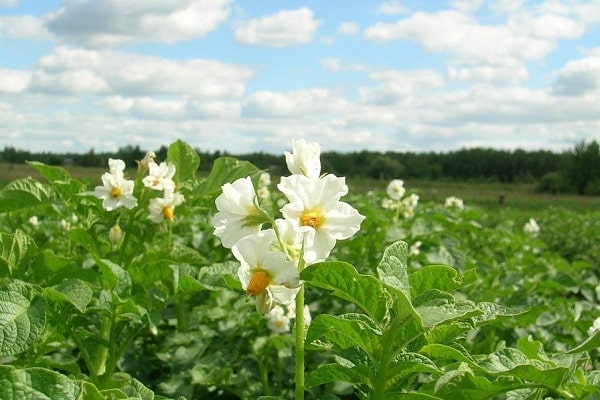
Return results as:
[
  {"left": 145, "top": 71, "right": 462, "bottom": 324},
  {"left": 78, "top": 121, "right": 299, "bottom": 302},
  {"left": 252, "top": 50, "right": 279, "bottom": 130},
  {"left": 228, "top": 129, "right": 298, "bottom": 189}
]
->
[{"left": 0, "top": 0, "right": 599, "bottom": 155}]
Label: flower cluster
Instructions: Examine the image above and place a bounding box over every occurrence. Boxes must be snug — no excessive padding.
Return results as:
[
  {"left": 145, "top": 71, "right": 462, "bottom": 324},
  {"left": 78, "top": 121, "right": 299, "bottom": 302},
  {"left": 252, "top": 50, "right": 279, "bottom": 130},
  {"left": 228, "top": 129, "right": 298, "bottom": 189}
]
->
[
  {"left": 213, "top": 139, "right": 365, "bottom": 313},
  {"left": 264, "top": 303, "right": 312, "bottom": 335},
  {"left": 444, "top": 196, "right": 465, "bottom": 210},
  {"left": 523, "top": 218, "right": 540, "bottom": 236},
  {"left": 381, "top": 179, "right": 419, "bottom": 218},
  {"left": 93, "top": 152, "right": 185, "bottom": 226}
]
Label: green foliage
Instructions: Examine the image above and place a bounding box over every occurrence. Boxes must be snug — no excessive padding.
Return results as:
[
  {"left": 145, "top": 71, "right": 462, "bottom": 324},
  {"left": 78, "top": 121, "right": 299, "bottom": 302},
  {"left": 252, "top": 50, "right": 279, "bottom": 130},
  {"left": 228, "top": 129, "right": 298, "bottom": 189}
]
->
[{"left": 0, "top": 140, "right": 598, "bottom": 400}]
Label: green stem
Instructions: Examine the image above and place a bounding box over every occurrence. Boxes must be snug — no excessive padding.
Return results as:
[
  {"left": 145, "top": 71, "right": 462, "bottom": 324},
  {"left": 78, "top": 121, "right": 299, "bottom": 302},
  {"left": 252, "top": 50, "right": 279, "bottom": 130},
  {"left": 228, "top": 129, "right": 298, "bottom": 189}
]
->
[
  {"left": 257, "top": 347, "right": 271, "bottom": 396},
  {"left": 295, "top": 285, "right": 305, "bottom": 400},
  {"left": 94, "top": 313, "right": 112, "bottom": 382}
]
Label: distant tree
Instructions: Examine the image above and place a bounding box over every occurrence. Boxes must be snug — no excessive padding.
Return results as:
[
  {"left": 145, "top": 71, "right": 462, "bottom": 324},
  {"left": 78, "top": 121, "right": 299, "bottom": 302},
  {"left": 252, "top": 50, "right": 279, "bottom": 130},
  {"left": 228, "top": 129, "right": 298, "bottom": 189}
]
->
[
  {"left": 366, "top": 154, "right": 404, "bottom": 180},
  {"left": 562, "top": 140, "right": 600, "bottom": 194},
  {"left": 80, "top": 148, "right": 103, "bottom": 167}
]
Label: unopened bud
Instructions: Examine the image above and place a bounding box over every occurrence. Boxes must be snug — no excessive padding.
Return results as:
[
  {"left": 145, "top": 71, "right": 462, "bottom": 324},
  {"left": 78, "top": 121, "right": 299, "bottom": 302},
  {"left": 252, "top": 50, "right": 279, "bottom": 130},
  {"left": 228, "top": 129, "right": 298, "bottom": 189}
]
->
[
  {"left": 138, "top": 151, "right": 156, "bottom": 170},
  {"left": 109, "top": 224, "right": 122, "bottom": 245}
]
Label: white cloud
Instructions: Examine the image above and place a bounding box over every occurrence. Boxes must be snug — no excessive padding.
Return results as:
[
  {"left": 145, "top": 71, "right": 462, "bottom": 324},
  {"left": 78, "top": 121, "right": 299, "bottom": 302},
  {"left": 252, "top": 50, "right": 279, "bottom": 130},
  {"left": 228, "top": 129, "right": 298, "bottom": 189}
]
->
[
  {"left": 28, "top": 46, "right": 254, "bottom": 98},
  {"left": 234, "top": 7, "right": 320, "bottom": 47},
  {"left": 0, "top": 69, "right": 30, "bottom": 93},
  {"left": 364, "top": 10, "right": 562, "bottom": 63},
  {"left": 321, "top": 58, "right": 370, "bottom": 73},
  {"left": 373, "top": 1, "right": 408, "bottom": 15},
  {"left": 552, "top": 55, "right": 600, "bottom": 95},
  {"left": 359, "top": 69, "right": 445, "bottom": 105},
  {"left": 0, "top": 0, "right": 20, "bottom": 7},
  {"left": 44, "top": 0, "right": 231, "bottom": 47},
  {"left": 337, "top": 22, "right": 359, "bottom": 35},
  {"left": 450, "top": 0, "right": 484, "bottom": 12},
  {"left": 448, "top": 62, "right": 528, "bottom": 85},
  {"left": 242, "top": 89, "right": 348, "bottom": 118},
  {"left": 0, "top": 15, "right": 52, "bottom": 39}
]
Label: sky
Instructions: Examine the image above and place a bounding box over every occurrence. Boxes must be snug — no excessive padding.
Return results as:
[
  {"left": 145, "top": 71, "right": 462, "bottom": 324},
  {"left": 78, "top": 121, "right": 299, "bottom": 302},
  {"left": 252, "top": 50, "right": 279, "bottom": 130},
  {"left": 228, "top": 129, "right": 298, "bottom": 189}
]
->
[{"left": 0, "top": 0, "right": 599, "bottom": 156}]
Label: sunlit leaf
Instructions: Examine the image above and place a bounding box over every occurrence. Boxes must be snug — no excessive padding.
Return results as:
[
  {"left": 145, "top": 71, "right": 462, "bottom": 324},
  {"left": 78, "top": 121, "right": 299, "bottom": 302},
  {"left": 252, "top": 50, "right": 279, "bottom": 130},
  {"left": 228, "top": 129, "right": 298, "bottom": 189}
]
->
[
  {"left": 0, "top": 280, "right": 46, "bottom": 357},
  {"left": 301, "top": 261, "right": 389, "bottom": 322}
]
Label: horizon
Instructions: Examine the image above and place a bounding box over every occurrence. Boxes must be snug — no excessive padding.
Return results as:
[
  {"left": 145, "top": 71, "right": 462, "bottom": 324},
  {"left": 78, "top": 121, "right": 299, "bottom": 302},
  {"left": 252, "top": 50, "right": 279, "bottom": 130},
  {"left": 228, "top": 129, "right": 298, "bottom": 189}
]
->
[{"left": 1, "top": 1, "right": 599, "bottom": 155}]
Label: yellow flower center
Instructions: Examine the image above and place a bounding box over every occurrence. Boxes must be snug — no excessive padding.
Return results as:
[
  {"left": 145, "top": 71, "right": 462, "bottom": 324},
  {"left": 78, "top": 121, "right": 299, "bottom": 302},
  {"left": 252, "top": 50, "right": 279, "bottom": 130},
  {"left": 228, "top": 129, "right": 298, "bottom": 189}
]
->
[
  {"left": 246, "top": 270, "right": 270, "bottom": 296},
  {"left": 110, "top": 187, "right": 122, "bottom": 198},
  {"left": 301, "top": 210, "right": 322, "bottom": 229},
  {"left": 163, "top": 206, "right": 174, "bottom": 221}
]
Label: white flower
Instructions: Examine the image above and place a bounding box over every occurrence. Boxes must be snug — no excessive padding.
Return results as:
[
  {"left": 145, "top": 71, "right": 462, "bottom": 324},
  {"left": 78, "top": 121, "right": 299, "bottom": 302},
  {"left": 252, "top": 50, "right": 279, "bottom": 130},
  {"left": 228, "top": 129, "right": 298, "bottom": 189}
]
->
[
  {"left": 444, "top": 196, "right": 464, "bottom": 210},
  {"left": 257, "top": 186, "right": 270, "bottom": 201},
  {"left": 409, "top": 241, "right": 422, "bottom": 256},
  {"left": 213, "top": 177, "right": 263, "bottom": 248},
  {"left": 265, "top": 305, "right": 291, "bottom": 334},
  {"left": 232, "top": 230, "right": 300, "bottom": 310},
  {"left": 108, "top": 158, "right": 126, "bottom": 178},
  {"left": 148, "top": 192, "right": 185, "bottom": 223},
  {"left": 139, "top": 151, "right": 156, "bottom": 170},
  {"left": 523, "top": 218, "right": 540, "bottom": 236},
  {"left": 386, "top": 179, "right": 405, "bottom": 200},
  {"left": 287, "top": 303, "right": 312, "bottom": 327},
  {"left": 28, "top": 216, "right": 39, "bottom": 226},
  {"left": 142, "top": 161, "right": 176, "bottom": 192},
  {"left": 278, "top": 174, "right": 365, "bottom": 263},
  {"left": 94, "top": 159, "right": 138, "bottom": 211},
  {"left": 284, "top": 138, "right": 321, "bottom": 179},
  {"left": 588, "top": 317, "right": 600, "bottom": 336},
  {"left": 259, "top": 172, "right": 271, "bottom": 187}
]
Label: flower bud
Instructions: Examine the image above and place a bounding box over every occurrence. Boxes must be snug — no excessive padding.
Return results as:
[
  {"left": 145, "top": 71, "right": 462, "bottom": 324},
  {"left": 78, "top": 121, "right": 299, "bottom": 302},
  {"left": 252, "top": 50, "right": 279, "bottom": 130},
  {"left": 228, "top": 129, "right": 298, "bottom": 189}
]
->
[{"left": 109, "top": 224, "right": 122, "bottom": 246}]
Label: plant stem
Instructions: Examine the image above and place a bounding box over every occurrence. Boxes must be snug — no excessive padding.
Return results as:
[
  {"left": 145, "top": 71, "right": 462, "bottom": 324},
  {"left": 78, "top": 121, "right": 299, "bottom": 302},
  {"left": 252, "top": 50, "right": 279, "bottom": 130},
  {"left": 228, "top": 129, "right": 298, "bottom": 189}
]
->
[{"left": 295, "top": 285, "right": 305, "bottom": 400}]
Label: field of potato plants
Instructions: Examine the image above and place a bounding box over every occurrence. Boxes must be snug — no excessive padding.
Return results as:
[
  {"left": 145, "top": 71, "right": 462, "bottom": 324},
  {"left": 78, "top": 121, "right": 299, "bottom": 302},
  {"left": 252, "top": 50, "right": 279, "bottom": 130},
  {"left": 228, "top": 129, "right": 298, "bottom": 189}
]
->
[{"left": 1, "top": 139, "right": 599, "bottom": 400}]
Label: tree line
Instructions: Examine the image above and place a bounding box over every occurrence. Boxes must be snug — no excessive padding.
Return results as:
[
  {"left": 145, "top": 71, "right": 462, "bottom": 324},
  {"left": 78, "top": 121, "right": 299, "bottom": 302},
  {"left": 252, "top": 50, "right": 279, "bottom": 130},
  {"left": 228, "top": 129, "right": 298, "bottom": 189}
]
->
[{"left": 1, "top": 140, "right": 599, "bottom": 195}]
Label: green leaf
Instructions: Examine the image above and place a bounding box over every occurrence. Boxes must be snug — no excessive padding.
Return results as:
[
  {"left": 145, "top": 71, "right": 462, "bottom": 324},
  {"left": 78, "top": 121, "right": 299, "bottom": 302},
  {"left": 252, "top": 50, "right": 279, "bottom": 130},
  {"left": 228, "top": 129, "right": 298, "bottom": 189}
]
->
[
  {"left": 27, "top": 161, "right": 71, "bottom": 184},
  {"left": 306, "top": 362, "right": 372, "bottom": 387},
  {"left": 387, "top": 352, "right": 441, "bottom": 381},
  {"left": 0, "top": 280, "right": 46, "bottom": 357},
  {"left": 377, "top": 240, "right": 410, "bottom": 299},
  {"left": 471, "top": 302, "right": 529, "bottom": 326},
  {"left": 305, "top": 313, "right": 381, "bottom": 357},
  {"left": 0, "top": 229, "right": 37, "bottom": 276},
  {"left": 409, "top": 265, "right": 476, "bottom": 298},
  {"left": 193, "top": 261, "right": 241, "bottom": 291},
  {"left": 0, "top": 177, "right": 55, "bottom": 213},
  {"left": 96, "top": 258, "right": 131, "bottom": 297},
  {"left": 167, "top": 139, "right": 200, "bottom": 189},
  {"left": 478, "top": 348, "right": 569, "bottom": 389},
  {"left": 415, "top": 290, "right": 482, "bottom": 328},
  {"left": 567, "top": 329, "right": 600, "bottom": 354},
  {"left": 301, "top": 261, "right": 389, "bottom": 322},
  {"left": 43, "top": 279, "right": 93, "bottom": 313},
  {"left": 68, "top": 228, "right": 99, "bottom": 257},
  {"left": 198, "top": 156, "right": 262, "bottom": 196},
  {"left": 0, "top": 366, "right": 82, "bottom": 400},
  {"left": 421, "top": 343, "right": 477, "bottom": 364}
]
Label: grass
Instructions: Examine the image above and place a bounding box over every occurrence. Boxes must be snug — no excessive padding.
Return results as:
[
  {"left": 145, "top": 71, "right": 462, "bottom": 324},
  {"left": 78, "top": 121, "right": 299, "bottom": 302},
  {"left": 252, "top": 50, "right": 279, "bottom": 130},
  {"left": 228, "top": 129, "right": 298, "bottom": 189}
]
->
[
  {"left": 347, "top": 176, "right": 600, "bottom": 213},
  {"left": 2, "top": 162, "right": 599, "bottom": 213}
]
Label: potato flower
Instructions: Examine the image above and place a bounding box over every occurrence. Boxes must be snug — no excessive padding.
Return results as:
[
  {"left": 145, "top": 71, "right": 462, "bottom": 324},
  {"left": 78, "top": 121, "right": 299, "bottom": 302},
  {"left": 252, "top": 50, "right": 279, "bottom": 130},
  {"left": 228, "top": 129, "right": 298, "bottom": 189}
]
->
[
  {"left": 284, "top": 138, "right": 321, "bottom": 179},
  {"left": 444, "top": 196, "right": 465, "bottom": 210},
  {"left": 94, "top": 158, "right": 138, "bottom": 211},
  {"left": 523, "top": 218, "right": 540, "bottom": 236},
  {"left": 148, "top": 192, "right": 185, "bottom": 224},
  {"left": 232, "top": 230, "right": 300, "bottom": 312},
  {"left": 278, "top": 174, "right": 365, "bottom": 263},
  {"left": 213, "top": 177, "right": 264, "bottom": 248},
  {"left": 265, "top": 305, "right": 291, "bottom": 334},
  {"left": 142, "top": 161, "right": 176, "bottom": 192},
  {"left": 386, "top": 179, "right": 406, "bottom": 200}
]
